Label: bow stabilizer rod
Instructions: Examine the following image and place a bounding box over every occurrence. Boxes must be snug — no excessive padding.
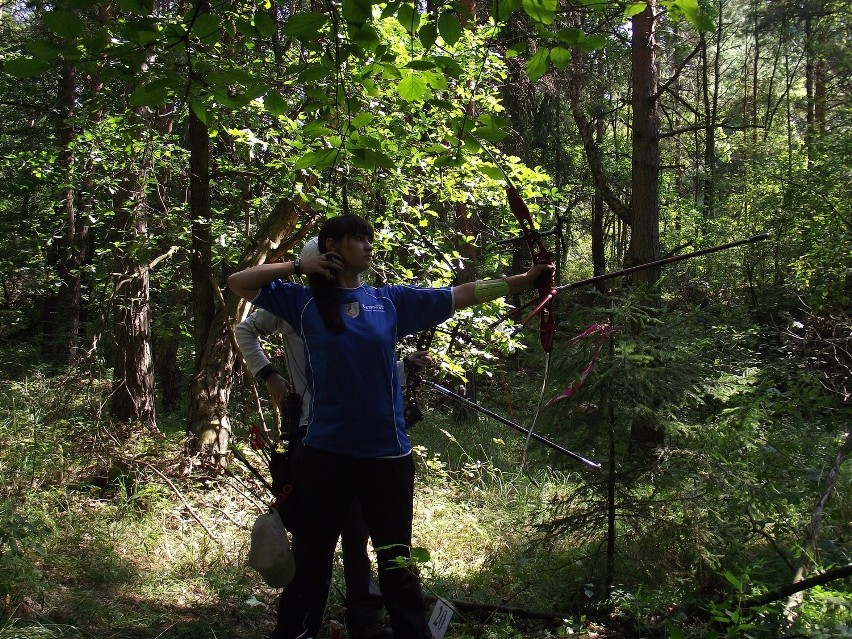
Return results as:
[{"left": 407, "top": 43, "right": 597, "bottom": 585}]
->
[
  {"left": 555, "top": 233, "right": 770, "bottom": 294},
  {"left": 421, "top": 379, "right": 601, "bottom": 470}
]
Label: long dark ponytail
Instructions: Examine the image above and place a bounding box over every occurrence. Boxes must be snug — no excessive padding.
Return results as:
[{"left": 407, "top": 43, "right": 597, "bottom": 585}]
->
[{"left": 308, "top": 215, "right": 374, "bottom": 333}]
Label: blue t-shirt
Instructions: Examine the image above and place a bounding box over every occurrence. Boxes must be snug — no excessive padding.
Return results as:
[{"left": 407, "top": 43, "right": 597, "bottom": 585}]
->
[{"left": 253, "top": 282, "right": 454, "bottom": 457}]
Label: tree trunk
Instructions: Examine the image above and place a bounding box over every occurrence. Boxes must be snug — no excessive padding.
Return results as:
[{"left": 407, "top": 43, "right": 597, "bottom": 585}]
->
[
  {"left": 109, "top": 47, "right": 157, "bottom": 430},
  {"left": 591, "top": 116, "right": 606, "bottom": 289},
  {"left": 42, "top": 59, "right": 86, "bottom": 365},
  {"left": 185, "top": 95, "right": 225, "bottom": 460},
  {"left": 804, "top": 13, "right": 815, "bottom": 163},
  {"left": 156, "top": 332, "right": 182, "bottom": 413},
  {"left": 567, "top": 62, "right": 632, "bottom": 227},
  {"left": 186, "top": 187, "right": 314, "bottom": 464},
  {"left": 109, "top": 144, "right": 156, "bottom": 431},
  {"left": 628, "top": 0, "right": 661, "bottom": 283},
  {"left": 700, "top": 1, "right": 723, "bottom": 226}
]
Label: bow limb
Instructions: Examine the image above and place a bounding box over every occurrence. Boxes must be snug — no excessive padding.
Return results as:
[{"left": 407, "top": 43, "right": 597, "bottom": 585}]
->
[{"left": 506, "top": 187, "right": 557, "bottom": 354}]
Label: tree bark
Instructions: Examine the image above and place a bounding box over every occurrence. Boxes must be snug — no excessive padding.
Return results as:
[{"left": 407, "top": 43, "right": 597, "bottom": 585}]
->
[
  {"left": 186, "top": 191, "right": 314, "bottom": 465},
  {"left": 109, "top": 51, "right": 157, "bottom": 430},
  {"left": 109, "top": 140, "right": 156, "bottom": 431},
  {"left": 699, "top": 1, "right": 723, "bottom": 225},
  {"left": 42, "top": 59, "right": 86, "bottom": 365},
  {"left": 566, "top": 64, "right": 632, "bottom": 227},
  {"left": 627, "top": 0, "right": 661, "bottom": 283}
]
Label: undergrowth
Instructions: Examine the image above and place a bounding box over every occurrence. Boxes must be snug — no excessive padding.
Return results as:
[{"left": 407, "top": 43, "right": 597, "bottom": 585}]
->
[{"left": 1, "top": 302, "right": 850, "bottom": 638}]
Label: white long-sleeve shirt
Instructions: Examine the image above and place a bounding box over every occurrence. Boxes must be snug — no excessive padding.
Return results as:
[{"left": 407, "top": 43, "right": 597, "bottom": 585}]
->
[{"left": 235, "top": 308, "right": 312, "bottom": 426}]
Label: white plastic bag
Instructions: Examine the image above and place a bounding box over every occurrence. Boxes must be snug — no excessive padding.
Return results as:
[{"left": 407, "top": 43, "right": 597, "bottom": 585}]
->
[{"left": 248, "top": 511, "right": 295, "bottom": 588}]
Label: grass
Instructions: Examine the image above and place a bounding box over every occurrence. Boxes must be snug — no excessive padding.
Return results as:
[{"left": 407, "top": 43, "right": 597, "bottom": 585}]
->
[{"left": 1, "top": 340, "right": 850, "bottom": 639}]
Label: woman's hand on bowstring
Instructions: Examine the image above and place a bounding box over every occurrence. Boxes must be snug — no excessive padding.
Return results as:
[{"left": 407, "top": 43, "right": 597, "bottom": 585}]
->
[{"left": 302, "top": 252, "right": 344, "bottom": 280}]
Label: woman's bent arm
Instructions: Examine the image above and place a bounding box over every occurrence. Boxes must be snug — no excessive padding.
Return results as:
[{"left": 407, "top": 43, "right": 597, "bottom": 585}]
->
[{"left": 228, "top": 263, "right": 295, "bottom": 300}]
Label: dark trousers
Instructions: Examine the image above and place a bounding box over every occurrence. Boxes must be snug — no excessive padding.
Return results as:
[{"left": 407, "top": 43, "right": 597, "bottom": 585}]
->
[
  {"left": 270, "top": 447, "right": 431, "bottom": 639},
  {"left": 340, "top": 497, "right": 383, "bottom": 630}
]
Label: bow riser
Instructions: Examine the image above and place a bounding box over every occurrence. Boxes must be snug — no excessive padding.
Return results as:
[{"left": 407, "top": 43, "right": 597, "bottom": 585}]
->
[{"left": 506, "top": 187, "right": 557, "bottom": 353}]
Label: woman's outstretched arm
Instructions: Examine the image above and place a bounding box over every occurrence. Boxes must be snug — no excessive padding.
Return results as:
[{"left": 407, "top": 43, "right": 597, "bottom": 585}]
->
[{"left": 451, "top": 262, "right": 554, "bottom": 311}]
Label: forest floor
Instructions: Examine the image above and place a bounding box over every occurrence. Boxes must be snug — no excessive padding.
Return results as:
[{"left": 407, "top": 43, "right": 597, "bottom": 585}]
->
[
  {"left": 2, "top": 366, "right": 849, "bottom": 639},
  {"left": 0, "top": 415, "right": 622, "bottom": 639}
]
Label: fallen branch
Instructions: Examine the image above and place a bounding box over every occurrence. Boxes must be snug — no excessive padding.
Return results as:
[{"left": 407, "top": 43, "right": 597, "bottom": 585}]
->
[
  {"left": 141, "top": 461, "right": 226, "bottom": 548},
  {"left": 744, "top": 563, "right": 852, "bottom": 608},
  {"left": 425, "top": 595, "right": 565, "bottom": 622}
]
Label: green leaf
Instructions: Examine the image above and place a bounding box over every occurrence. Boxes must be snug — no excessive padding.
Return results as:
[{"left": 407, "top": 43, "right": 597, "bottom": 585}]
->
[
  {"left": 380, "top": 63, "right": 402, "bottom": 79},
  {"left": 521, "top": 0, "right": 556, "bottom": 25},
  {"left": 190, "top": 13, "right": 222, "bottom": 41},
  {"left": 463, "top": 136, "right": 482, "bottom": 153},
  {"left": 297, "top": 64, "right": 332, "bottom": 83},
  {"left": 474, "top": 114, "right": 509, "bottom": 142},
  {"left": 302, "top": 122, "right": 336, "bottom": 138},
  {"left": 349, "top": 23, "right": 381, "bottom": 51},
  {"left": 495, "top": 0, "right": 522, "bottom": 22},
  {"left": 506, "top": 41, "right": 526, "bottom": 59},
  {"left": 115, "top": 0, "right": 153, "bottom": 14},
  {"left": 670, "top": 0, "right": 711, "bottom": 31},
  {"left": 625, "top": 2, "right": 648, "bottom": 18},
  {"left": 582, "top": 34, "right": 607, "bottom": 51},
  {"left": 478, "top": 163, "right": 506, "bottom": 180},
  {"left": 695, "top": 13, "right": 716, "bottom": 31},
  {"left": 397, "top": 3, "right": 420, "bottom": 34},
  {"left": 123, "top": 20, "right": 161, "bottom": 45},
  {"left": 433, "top": 152, "right": 464, "bottom": 168},
  {"left": 432, "top": 55, "right": 463, "bottom": 78},
  {"left": 128, "top": 81, "right": 170, "bottom": 107},
  {"left": 341, "top": 0, "right": 372, "bottom": 24},
  {"left": 407, "top": 59, "right": 437, "bottom": 70},
  {"left": 208, "top": 68, "right": 260, "bottom": 88},
  {"left": 723, "top": 571, "right": 742, "bottom": 588},
  {"left": 349, "top": 147, "right": 395, "bottom": 170},
  {"left": 397, "top": 73, "right": 428, "bottom": 102},
  {"left": 380, "top": 1, "right": 401, "bottom": 19},
  {"left": 3, "top": 57, "right": 52, "bottom": 78},
  {"left": 673, "top": 0, "right": 699, "bottom": 23},
  {"left": 294, "top": 148, "right": 339, "bottom": 170},
  {"left": 351, "top": 112, "right": 374, "bottom": 128},
  {"left": 669, "top": 626, "right": 686, "bottom": 639},
  {"left": 437, "top": 11, "right": 462, "bottom": 45},
  {"left": 254, "top": 11, "right": 276, "bottom": 37},
  {"left": 526, "top": 48, "right": 549, "bottom": 82},
  {"left": 550, "top": 46, "right": 571, "bottom": 70},
  {"left": 235, "top": 18, "right": 258, "bottom": 38},
  {"left": 43, "top": 10, "right": 85, "bottom": 40},
  {"left": 189, "top": 98, "right": 209, "bottom": 126},
  {"left": 26, "top": 40, "right": 61, "bottom": 60},
  {"left": 282, "top": 11, "right": 327, "bottom": 37},
  {"left": 410, "top": 546, "right": 431, "bottom": 563},
  {"left": 263, "top": 90, "right": 288, "bottom": 117},
  {"left": 355, "top": 134, "right": 381, "bottom": 150},
  {"left": 555, "top": 27, "right": 583, "bottom": 45},
  {"left": 418, "top": 22, "right": 437, "bottom": 50},
  {"left": 424, "top": 70, "right": 447, "bottom": 90}
]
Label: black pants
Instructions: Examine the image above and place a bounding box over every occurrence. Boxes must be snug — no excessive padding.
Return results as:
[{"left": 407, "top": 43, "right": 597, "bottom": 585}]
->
[
  {"left": 340, "top": 497, "right": 383, "bottom": 630},
  {"left": 270, "top": 447, "right": 431, "bottom": 639}
]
